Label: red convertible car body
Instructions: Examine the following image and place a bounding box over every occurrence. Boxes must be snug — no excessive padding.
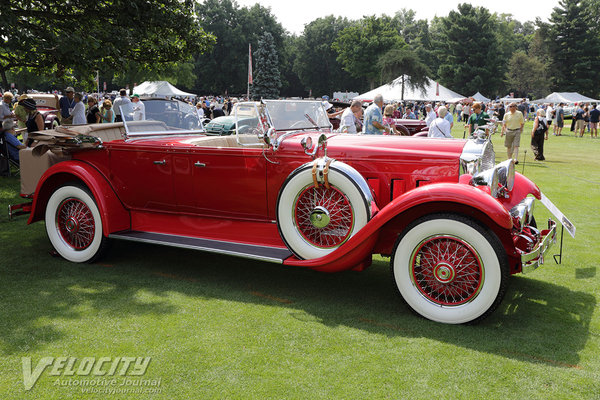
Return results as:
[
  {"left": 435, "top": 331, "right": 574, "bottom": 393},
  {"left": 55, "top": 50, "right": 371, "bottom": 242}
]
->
[{"left": 13, "top": 99, "right": 567, "bottom": 324}]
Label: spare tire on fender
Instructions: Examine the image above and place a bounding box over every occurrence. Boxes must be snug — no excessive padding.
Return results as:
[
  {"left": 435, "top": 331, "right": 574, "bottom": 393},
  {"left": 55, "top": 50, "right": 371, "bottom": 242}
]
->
[{"left": 276, "top": 159, "right": 373, "bottom": 260}]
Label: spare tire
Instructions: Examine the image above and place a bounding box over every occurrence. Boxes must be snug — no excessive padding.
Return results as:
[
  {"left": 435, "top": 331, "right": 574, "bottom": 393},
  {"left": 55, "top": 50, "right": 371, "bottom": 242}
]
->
[{"left": 277, "top": 160, "right": 373, "bottom": 260}]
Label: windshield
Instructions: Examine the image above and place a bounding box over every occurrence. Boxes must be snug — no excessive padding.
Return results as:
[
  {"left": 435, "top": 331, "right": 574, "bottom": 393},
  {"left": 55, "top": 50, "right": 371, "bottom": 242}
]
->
[
  {"left": 263, "top": 100, "right": 331, "bottom": 131},
  {"left": 121, "top": 98, "right": 205, "bottom": 137}
]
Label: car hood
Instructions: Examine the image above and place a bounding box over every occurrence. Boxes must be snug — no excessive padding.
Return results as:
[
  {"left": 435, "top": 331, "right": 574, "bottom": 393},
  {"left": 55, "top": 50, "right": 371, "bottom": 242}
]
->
[{"left": 285, "top": 133, "right": 467, "bottom": 162}]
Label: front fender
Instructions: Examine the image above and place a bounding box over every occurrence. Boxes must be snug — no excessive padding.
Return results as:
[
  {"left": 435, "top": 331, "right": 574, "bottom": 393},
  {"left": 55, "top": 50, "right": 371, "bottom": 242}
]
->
[
  {"left": 284, "top": 182, "right": 513, "bottom": 272},
  {"left": 28, "top": 160, "right": 130, "bottom": 236}
]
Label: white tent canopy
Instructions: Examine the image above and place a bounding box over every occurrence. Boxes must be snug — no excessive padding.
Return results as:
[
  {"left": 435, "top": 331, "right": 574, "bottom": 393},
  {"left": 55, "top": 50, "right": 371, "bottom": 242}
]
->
[
  {"left": 531, "top": 92, "right": 600, "bottom": 104},
  {"left": 498, "top": 96, "right": 525, "bottom": 103},
  {"left": 354, "top": 76, "right": 465, "bottom": 102},
  {"left": 472, "top": 92, "right": 490, "bottom": 102},
  {"left": 132, "top": 81, "right": 196, "bottom": 97}
]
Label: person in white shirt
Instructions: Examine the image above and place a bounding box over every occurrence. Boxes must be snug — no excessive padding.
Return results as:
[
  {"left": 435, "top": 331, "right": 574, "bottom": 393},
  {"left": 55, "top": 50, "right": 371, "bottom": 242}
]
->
[
  {"left": 112, "top": 89, "right": 133, "bottom": 122},
  {"left": 545, "top": 103, "right": 554, "bottom": 129},
  {"left": 427, "top": 106, "right": 452, "bottom": 138},
  {"left": 339, "top": 100, "right": 362, "bottom": 133},
  {"left": 424, "top": 104, "right": 437, "bottom": 127},
  {"left": 1, "top": 92, "right": 15, "bottom": 120},
  {"left": 131, "top": 94, "right": 146, "bottom": 120},
  {"left": 71, "top": 93, "right": 87, "bottom": 125}
]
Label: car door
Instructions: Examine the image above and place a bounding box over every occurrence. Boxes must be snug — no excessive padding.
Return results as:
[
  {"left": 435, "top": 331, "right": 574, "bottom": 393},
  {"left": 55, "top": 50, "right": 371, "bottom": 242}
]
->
[
  {"left": 109, "top": 144, "right": 176, "bottom": 212},
  {"left": 173, "top": 145, "right": 268, "bottom": 219}
]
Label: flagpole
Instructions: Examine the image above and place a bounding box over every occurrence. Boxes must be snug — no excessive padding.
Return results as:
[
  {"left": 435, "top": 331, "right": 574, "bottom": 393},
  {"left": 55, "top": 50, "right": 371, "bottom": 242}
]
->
[{"left": 247, "top": 43, "right": 252, "bottom": 100}]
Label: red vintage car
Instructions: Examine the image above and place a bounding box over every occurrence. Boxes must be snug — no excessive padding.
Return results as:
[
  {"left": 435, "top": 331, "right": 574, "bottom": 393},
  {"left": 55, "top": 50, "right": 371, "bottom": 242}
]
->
[{"left": 12, "top": 99, "right": 569, "bottom": 324}]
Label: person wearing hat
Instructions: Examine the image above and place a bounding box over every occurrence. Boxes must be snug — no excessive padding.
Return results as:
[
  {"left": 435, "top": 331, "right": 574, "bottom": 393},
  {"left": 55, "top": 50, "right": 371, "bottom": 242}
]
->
[
  {"left": 22, "top": 98, "right": 44, "bottom": 135},
  {"left": 501, "top": 102, "right": 525, "bottom": 164},
  {"left": 1, "top": 119, "right": 26, "bottom": 163},
  {"left": 131, "top": 94, "right": 145, "bottom": 121},
  {"left": 59, "top": 87, "right": 75, "bottom": 123},
  {"left": 1, "top": 92, "right": 15, "bottom": 121},
  {"left": 14, "top": 94, "right": 29, "bottom": 129},
  {"left": 424, "top": 103, "right": 437, "bottom": 127}
]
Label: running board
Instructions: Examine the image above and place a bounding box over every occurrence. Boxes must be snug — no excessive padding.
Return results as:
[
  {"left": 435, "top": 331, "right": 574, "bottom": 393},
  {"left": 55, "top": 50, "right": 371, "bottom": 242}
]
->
[{"left": 109, "top": 231, "right": 292, "bottom": 264}]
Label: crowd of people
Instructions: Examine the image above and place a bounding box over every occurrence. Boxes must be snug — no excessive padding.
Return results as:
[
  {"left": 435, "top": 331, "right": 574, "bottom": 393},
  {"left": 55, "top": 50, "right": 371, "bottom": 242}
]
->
[{"left": 2, "top": 85, "right": 599, "bottom": 171}]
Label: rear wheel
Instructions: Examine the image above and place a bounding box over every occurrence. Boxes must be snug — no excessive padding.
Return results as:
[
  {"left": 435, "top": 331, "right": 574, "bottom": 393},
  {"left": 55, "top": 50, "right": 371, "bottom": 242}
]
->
[
  {"left": 391, "top": 213, "right": 508, "bottom": 324},
  {"left": 45, "top": 184, "right": 108, "bottom": 263}
]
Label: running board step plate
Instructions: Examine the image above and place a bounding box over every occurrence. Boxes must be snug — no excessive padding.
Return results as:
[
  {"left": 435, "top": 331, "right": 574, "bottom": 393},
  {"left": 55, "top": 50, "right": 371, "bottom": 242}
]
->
[{"left": 109, "top": 231, "right": 292, "bottom": 264}]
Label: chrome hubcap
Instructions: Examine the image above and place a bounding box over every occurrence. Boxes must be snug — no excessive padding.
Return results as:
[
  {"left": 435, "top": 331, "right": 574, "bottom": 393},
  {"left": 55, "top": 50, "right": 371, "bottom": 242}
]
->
[
  {"left": 65, "top": 217, "right": 79, "bottom": 233},
  {"left": 433, "top": 262, "right": 456, "bottom": 284},
  {"left": 309, "top": 206, "right": 330, "bottom": 228}
]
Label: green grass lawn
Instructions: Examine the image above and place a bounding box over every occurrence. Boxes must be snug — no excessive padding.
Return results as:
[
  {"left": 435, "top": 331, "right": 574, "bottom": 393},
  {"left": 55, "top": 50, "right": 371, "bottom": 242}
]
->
[{"left": 1, "top": 122, "right": 599, "bottom": 399}]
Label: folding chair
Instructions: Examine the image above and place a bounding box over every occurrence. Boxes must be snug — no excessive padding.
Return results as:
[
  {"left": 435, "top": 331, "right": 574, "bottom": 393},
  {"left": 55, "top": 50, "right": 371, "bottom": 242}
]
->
[{"left": 0, "top": 132, "right": 20, "bottom": 177}]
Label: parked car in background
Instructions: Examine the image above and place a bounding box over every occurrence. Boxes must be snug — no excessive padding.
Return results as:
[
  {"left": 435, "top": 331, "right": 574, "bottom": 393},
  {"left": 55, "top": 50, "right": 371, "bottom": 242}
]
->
[
  {"left": 28, "top": 94, "right": 61, "bottom": 129},
  {"left": 12, "top": 99, "right": 571, "bottom": 324},
  {"left": 139, "top": 97, "right": 204, "bottom": 131}
]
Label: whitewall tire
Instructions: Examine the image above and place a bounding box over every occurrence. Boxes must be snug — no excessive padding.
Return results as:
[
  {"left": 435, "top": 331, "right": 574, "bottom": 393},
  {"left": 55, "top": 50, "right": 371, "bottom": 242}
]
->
[
  {"left": 277, "top": 163, "right": 371, "bottom": 260},
  {"left": 391, "top": 214, "right": 508, "bottom": 324},
  {"left": 45, "top": 184, "right": 107, "bottom": 263}
]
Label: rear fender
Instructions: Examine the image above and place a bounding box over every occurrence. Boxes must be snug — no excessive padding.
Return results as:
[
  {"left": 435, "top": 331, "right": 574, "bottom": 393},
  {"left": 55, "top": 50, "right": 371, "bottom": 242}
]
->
[{"left": 28, "top": 160, "right": 130, "bottom": 236}]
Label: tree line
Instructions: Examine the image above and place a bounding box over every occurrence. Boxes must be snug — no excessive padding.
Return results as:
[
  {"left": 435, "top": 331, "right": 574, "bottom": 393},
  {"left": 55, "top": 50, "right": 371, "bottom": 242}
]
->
[{"left": 2, "top": 0, "right": 599, "bottom": 100}]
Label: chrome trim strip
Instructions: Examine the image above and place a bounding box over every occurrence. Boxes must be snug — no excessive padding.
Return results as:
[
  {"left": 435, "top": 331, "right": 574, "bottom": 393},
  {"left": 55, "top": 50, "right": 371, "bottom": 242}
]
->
[
  {"left": 109, "top": 231, "right": 291, "bottom": 264},
  {"left": 521, "top": 220, "right": 557, "bottom": 273}
]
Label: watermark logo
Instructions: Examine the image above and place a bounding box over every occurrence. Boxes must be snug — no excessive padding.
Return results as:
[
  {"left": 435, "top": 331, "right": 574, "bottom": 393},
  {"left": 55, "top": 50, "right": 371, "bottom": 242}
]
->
[{"left": 22, "top": 357, "right": 151, "bottom": 391}]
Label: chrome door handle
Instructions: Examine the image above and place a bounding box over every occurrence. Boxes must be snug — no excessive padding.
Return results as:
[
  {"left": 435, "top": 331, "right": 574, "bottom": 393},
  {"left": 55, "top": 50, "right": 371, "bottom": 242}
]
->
[
  {"left": 153, "top": 160, "right": 166, "bottom": 165},
  {"left": 194, "top": 162, "right": 206, "bottom": 167}
]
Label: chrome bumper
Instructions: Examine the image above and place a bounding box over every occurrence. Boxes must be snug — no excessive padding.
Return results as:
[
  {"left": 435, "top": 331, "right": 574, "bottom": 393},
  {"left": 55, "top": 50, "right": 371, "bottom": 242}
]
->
[{"left": 521, "top": 220, "right": 557, "bottom": 273}]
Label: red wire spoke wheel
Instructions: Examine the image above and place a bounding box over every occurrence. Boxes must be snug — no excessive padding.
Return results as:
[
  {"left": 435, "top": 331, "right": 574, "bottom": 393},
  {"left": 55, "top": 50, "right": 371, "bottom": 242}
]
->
[
  {"left": 411, "top": 236, "right": 483, "bottom": 306},
  {"left": 392, "top": 214, "right": 508, "bottom": 324},
  {"left": 293, "top": 185, "right": 354, "bottom": 249},
  {"left": 57, "top": 198, "right": 96, "bottom": 250},
  {"left": 277, "top": 161, "right": 371, "bottom": 260},
  {"left": 45, "top": 184, "right": 107, "bottom": 263}
]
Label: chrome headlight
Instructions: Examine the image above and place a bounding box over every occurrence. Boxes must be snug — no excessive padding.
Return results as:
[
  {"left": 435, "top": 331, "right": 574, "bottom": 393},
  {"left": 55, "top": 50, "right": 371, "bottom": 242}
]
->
[
  {"left": 495, "top": 159, "right": 515, "bottom": 192},
  {"left": 460, "top": 138, "right": 495, "bottom": 175},
  {"left": 472, "top": 167, "right": 499, "bottom": 197}
]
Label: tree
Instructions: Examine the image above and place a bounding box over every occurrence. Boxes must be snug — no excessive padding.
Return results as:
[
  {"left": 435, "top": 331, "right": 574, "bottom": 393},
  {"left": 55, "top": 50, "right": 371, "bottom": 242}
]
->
[
  {"left": 194, "top": 0, "right": 285, "bottom": 95},
  {"left": 293, "top": 16, "right": 362, "bottom": 97},
  {"left": 252, "top": 32, "right": 281, "bottom": 100},
  {"left": 333, "top": 16, "right": 405, "bottom": 89},
  {"left": 0, "top": 0, "right": 215, "bottom": 90},
  {"left": 376, "top": 47, "right": 430, "bottom": 100},
  {"left": 543, "top": 0, "right": 600, "bottom": 97},
  {"left": 506, "top": 51, "right": 549, "bottom": 98},
  {"left": 279, "top": 36, "right": 307, "bottom": 98},
  {"left": 434, "top": 3, "right": 504, "bottom": 97},
  {"left": 392, "top": 9, "right": 436, "bottom": 77}
]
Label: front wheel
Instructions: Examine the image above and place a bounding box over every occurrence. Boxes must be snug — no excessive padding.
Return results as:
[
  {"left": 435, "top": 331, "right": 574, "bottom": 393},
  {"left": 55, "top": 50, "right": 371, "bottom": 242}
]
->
[
  {"left": 391, "top": 213, "right": 509, "bottom": 324},
  {"left": 45, "top": 184, "right": 108, "bottom": 263}
]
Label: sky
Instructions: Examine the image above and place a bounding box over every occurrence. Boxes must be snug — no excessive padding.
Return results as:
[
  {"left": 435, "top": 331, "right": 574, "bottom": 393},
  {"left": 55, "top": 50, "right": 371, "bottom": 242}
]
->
[{"left": 231, "top": 0, "right": 560, "bottom": 35}]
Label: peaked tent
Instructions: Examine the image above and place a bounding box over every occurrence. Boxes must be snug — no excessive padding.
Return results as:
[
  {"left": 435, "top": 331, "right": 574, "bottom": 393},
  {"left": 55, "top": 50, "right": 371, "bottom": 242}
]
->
[
  {"left": 531, "top": 92, "right": 600, "bottom": 104},
  {"left": 132, "top": 81, "right": 196, "bottom": 97},
  {"left": 354, "top": 76, "right": 465, "bottom": 102},
  {"left": 472, "top": 92, "right": 490, "bottom": 102}
]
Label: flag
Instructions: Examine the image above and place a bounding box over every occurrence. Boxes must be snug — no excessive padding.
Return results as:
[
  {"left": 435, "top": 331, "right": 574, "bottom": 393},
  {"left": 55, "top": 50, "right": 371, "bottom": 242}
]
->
[
  {"left": 436, "top": 81, "right": 439, "bottom": 96},
  {"left": 248, "top": 44, "right": 253, "bottom": 85}
]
